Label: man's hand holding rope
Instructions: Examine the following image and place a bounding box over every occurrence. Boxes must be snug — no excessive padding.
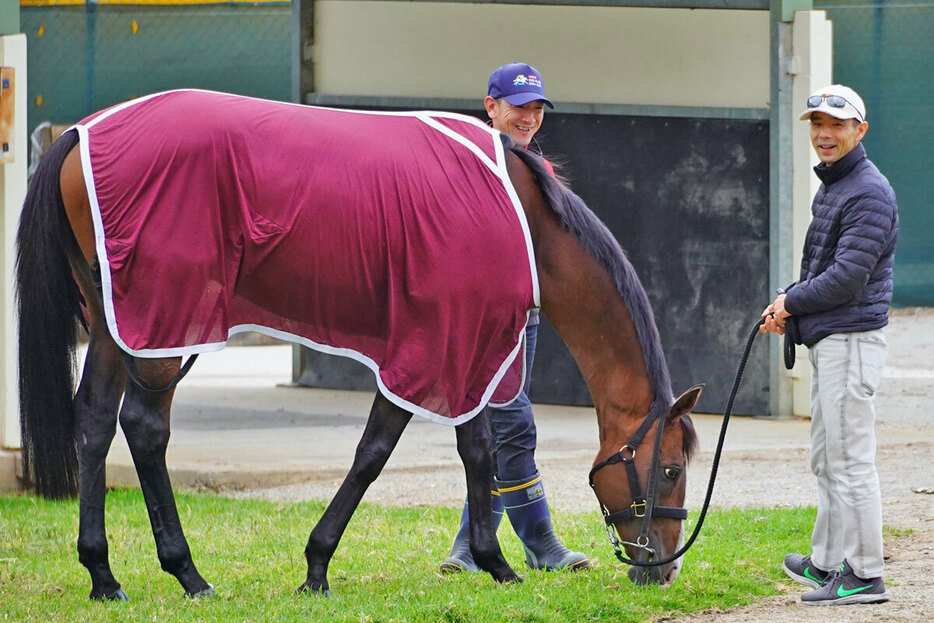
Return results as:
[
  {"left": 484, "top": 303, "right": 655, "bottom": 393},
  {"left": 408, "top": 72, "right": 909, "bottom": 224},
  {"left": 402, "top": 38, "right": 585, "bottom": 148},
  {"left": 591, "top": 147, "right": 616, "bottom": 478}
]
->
[{"left": 760, "top": 293, "right": 790, "bottom": 335}]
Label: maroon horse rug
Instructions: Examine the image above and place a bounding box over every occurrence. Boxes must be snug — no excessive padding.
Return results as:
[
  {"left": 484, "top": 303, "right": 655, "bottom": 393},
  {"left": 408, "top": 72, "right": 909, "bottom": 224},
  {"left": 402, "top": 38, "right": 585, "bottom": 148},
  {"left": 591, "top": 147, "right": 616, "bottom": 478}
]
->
[{"left": 71, "top": 89, "right": 539, "bottom": 424}]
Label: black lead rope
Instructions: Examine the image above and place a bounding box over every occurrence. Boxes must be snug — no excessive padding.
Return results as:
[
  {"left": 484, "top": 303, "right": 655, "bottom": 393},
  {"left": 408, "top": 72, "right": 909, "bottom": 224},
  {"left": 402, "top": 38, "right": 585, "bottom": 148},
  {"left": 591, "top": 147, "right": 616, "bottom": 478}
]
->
[{"left": 598, "top": 318, "right": 765, "bottom": 568}]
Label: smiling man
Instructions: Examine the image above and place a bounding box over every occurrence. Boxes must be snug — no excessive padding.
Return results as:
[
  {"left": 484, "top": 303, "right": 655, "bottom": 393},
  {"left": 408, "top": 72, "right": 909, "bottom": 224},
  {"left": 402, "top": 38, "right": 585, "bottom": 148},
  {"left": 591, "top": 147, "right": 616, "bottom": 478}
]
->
[
  {"left": 440, "top": 63, "right": 590, "bottom": 575},
  {"left": 760, "top": 85, "right": 898, "bottom": 606},
  {"left": 484, "top": 62, "right": 553, "bottom": 149}
]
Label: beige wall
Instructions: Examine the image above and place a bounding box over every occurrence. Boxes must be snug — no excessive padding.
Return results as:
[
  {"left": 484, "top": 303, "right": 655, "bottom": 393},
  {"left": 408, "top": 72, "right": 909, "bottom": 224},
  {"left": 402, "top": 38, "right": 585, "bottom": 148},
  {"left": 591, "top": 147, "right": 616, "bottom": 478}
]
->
[{"left": 312, "top": 1, "right": 770, "bottom": 109}]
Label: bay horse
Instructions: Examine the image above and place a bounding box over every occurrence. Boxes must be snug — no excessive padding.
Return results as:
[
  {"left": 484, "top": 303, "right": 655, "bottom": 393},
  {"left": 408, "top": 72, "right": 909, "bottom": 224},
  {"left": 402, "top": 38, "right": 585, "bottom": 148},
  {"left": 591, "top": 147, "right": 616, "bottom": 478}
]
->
[{"left": 16, "top": 90, "right": 700, "bottom": 600}]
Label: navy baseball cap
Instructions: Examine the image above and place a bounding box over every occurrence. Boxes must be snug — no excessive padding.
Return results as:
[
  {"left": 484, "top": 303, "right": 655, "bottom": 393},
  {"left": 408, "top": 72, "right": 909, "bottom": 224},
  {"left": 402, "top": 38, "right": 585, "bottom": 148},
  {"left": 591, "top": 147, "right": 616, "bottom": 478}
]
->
[{"left": 487, "top": 63, "right": 554, "bottom": 108}]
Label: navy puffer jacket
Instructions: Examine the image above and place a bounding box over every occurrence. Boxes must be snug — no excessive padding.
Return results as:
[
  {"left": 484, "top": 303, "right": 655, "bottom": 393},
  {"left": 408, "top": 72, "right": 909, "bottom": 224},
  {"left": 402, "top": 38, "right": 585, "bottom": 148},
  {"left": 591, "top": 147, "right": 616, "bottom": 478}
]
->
[{"left": 784, "top": 143, "right": 898, "bottom": 346}]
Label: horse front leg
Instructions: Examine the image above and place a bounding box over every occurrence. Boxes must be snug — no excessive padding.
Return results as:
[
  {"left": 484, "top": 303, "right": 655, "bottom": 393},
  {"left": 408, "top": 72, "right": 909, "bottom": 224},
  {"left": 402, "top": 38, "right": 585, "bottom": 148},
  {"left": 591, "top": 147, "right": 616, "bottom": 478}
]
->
[
  {"left": 118, "top": 358, "right": 213, "bottom": 598},
  {"left": 298, "top": 393, "right": 412, "bottom": 596},
  {"left": 74, "top": 333, "right": 128, "bottom": 601},
  {"left": 455, "top": 410, "right": 520, "bottom": 584}
]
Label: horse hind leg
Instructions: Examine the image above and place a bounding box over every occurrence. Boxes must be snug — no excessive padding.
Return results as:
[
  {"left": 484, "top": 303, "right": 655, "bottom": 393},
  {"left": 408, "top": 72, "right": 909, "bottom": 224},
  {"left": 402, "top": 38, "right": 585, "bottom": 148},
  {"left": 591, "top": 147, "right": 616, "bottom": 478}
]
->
[
  {"left": 298, "top": 393, "right": 412, "bottom": 596},
  {"left": 60, "top": 225, "right": 134, "bottom": 600},
  {"left": 74, "top": 330, "right": 130, "bottom": 600},
  {"left": 118, "top": 357, "right": 214, "bottom": 598},
  {"left": 454, "top": 411, "right": 519, "bottom": 584}
]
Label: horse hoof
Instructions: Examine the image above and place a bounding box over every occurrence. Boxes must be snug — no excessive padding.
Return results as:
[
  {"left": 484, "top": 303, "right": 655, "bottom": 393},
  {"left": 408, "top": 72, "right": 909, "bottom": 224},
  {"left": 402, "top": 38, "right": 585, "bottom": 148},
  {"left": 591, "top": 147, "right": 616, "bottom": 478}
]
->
[
  {"left": 494, "top": 571, "right": 523, "bottom": 585},
  {"left": 296, "top": 583, "right": 330, "bottom": 597},
  {"left": 187, "top": 584, "right": 217, "bottom": 599},
  {"left": 91, "top": 588, "right": 129, "bottom": 601}
]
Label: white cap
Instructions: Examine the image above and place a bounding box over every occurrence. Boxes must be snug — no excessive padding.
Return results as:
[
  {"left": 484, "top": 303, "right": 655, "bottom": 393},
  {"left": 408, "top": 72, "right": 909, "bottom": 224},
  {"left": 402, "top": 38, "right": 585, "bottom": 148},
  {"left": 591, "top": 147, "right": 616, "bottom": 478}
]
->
[{"left": 799, "top": 85, "right": 866, "bottom": 122}]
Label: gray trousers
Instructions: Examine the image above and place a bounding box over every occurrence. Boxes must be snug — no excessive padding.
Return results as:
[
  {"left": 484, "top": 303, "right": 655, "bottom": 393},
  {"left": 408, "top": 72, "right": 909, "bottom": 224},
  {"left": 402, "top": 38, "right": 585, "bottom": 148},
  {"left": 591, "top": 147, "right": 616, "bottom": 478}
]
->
[{"left": 807, "top": 329, "right": 887, "bottom": 579}]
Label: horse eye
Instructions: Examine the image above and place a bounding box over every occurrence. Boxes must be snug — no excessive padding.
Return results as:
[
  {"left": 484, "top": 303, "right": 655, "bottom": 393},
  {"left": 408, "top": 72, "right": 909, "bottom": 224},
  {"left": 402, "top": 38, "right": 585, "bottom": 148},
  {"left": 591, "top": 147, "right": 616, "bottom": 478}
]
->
[{"left": 664, "top": 467, "right": 681, "bottom": 480}]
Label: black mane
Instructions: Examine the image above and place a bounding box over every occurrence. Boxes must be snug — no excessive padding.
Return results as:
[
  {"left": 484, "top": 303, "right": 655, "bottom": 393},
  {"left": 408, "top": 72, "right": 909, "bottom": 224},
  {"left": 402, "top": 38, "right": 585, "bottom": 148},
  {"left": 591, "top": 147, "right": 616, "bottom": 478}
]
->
[{"left": 508, "top": 143, "right": 698, "bottom": 459}]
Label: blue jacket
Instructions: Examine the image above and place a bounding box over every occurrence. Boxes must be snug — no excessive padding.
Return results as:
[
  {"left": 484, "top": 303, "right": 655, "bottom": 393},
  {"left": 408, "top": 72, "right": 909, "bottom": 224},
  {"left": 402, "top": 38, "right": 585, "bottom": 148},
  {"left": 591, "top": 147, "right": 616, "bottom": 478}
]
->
[{"left": 784, "top": 143, "right": 898, "bottom": 346}]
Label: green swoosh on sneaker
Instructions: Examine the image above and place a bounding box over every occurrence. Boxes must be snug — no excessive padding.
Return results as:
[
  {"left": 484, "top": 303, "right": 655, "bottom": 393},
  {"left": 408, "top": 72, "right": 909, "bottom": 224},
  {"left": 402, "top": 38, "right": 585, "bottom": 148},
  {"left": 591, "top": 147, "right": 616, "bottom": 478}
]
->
[
  {"left": 837, "top": 584, "right": 873, "bottom": 597},
  {"left": 804, "top": 568, "right": 824, "bottom": 584}
]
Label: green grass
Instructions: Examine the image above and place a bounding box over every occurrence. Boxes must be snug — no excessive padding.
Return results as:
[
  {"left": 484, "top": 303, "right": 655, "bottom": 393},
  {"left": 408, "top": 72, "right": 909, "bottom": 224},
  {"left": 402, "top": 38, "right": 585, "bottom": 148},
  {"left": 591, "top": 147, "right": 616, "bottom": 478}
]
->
[{"left": 1, "top": 490, "right": 816, "bottom": 622}]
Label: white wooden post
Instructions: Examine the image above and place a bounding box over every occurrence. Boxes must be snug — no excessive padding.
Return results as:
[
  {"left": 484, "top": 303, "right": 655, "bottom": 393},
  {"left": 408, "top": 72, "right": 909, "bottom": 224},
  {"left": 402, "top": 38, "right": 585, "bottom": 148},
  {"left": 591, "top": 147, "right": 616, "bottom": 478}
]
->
[
  {"left": 789, "top": 11, "right": 833, "bottom": 417},
  {"left": 1, "top": 34, "right": 27, "bottom": 452}
]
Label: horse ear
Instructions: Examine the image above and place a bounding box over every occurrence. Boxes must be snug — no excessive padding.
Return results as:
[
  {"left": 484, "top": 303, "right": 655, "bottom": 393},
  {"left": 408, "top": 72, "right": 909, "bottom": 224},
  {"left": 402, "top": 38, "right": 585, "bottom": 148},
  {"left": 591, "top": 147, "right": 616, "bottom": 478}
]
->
[{"left": 668, "top": 384, "right": 704, "bottom": 421}]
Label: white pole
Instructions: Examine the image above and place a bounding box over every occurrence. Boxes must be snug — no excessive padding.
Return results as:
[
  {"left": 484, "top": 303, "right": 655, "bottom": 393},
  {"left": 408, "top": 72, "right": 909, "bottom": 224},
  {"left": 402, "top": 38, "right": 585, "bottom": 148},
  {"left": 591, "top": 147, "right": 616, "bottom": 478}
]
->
[
  {"left": 789, "top": 11, "right": 833, "bottom": 417},
  {"left": 0, "top": 33, "right": 28, "bottom": 451}
]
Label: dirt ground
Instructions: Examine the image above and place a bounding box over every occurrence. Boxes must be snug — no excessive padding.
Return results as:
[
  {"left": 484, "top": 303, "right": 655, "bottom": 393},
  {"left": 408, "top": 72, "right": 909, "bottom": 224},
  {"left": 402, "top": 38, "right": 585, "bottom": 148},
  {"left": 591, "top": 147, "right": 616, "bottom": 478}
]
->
[{"left": 237, "top": 309, "right": 934, "bottom": 622}]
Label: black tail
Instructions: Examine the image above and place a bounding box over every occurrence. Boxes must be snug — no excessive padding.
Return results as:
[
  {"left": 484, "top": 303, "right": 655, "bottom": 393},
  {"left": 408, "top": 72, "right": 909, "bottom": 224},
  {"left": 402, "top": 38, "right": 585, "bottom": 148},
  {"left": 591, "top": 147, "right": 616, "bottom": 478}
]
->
[{"left": 15, "top": 130, "right": 82, "bottom": 499}]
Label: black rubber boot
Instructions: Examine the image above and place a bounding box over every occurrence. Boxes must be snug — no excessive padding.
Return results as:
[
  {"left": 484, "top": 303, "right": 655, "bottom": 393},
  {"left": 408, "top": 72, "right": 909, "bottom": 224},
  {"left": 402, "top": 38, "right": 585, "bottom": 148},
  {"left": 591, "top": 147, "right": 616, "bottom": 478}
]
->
[
  {"left": 440, "top": 493, "right": 504, "bottom": 573},
  {"left": 496, "top": 472, "right": 589, "bottom": 571}
]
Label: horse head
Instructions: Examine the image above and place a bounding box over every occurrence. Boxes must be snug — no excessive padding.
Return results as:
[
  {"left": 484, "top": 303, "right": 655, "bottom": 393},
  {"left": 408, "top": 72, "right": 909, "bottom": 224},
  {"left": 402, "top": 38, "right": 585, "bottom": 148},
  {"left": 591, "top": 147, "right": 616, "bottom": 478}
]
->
[{"left": 590, "top": 385, "right": 702, "bottom": 586}]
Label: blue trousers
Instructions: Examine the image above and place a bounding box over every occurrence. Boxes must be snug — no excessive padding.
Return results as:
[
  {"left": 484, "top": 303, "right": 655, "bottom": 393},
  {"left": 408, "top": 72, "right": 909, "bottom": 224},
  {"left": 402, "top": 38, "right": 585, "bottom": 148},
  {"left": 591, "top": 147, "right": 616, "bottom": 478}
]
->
[{"left": 489, "top": 320, "right": 538, "bottom": 481}]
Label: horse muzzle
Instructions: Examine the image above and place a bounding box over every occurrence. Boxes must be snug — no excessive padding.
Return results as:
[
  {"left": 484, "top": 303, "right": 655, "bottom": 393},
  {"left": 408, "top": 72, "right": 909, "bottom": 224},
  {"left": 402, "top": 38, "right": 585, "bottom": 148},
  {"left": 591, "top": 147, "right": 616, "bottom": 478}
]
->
[
  {"left": 624, "top": 528, "right": 684, "bottom": 586},
  {"left": 627, "top": 558, "right": 681, "bottom": 587}
]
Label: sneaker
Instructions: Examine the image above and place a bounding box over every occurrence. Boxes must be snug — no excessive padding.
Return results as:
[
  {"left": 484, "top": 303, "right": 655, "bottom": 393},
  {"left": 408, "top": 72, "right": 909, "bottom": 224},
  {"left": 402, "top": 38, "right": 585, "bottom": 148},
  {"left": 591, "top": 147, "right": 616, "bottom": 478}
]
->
[
  {"left": 782, "top": 553, "right": 832, "bottom": 589},
  {"left": 800, "top": 560, "right": 889, "bottom": 606}
]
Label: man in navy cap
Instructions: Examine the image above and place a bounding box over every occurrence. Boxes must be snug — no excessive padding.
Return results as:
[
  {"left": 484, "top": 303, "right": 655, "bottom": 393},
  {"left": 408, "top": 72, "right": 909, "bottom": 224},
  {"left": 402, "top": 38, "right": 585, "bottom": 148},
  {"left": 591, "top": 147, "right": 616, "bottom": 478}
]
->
[
  {"left": 440, "top": 62, "right": 589, "bottom": 574},
  {"left": 484, "top": 62, "right": 552, "bottom": 154}
]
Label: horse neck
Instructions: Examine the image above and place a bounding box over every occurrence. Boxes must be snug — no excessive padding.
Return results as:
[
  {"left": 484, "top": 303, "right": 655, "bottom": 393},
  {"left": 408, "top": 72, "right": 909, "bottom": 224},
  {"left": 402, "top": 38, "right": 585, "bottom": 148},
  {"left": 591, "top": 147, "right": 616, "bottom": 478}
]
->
[{"left": 517, "top": 184, "right": 655, "bottom": 447}]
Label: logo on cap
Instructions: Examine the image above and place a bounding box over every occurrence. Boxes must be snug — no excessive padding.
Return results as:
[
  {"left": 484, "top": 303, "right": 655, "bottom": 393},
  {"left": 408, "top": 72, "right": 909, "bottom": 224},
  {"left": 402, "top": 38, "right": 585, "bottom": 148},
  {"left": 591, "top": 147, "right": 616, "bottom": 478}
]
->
[
  {"left": 513, "top": 74, "right": 543, "bottom": 89},
  {"left": 488, "top": 62, "right": 554, "bottom": 108}
]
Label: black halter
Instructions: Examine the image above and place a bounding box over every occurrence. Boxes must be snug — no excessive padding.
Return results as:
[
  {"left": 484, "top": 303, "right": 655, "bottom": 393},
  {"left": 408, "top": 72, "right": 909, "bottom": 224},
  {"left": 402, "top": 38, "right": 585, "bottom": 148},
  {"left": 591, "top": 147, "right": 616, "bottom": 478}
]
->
[
  {"left": 587, "top": 320, "right": 765, "bottom": 569},
  {"left": 588, "top": 404, "right": 687, "bottom": 567}
]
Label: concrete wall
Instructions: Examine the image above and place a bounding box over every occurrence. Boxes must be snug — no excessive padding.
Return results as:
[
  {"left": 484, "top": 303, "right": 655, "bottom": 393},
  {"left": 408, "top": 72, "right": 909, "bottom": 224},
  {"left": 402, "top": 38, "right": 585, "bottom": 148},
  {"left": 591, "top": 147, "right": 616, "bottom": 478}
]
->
[
  {"left": 311, "top": 1, "right": 770, "bottom": 108},
  {"left": 299, "top": 2, "right": 839, "bottom": 417}
]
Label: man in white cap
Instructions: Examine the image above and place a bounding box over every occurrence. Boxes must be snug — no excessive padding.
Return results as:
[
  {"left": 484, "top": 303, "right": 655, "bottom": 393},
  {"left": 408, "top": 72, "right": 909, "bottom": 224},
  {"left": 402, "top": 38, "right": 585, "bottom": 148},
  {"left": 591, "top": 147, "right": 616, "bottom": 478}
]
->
[{"left": 760, "top": 85, "right": 898, "bottom": 605}]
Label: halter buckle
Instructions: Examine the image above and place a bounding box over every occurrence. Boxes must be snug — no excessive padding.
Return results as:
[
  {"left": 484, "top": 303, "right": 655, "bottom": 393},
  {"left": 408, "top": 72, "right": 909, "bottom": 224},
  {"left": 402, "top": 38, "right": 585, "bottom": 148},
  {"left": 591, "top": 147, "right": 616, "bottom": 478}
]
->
[{"left": 631, "top": 500, "right": 646, "bottom": 518}]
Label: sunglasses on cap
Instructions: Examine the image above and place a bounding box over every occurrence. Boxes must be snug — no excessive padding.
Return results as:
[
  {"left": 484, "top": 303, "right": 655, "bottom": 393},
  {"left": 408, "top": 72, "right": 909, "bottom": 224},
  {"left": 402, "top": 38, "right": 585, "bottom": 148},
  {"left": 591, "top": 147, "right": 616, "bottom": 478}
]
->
[{"left": 807, "top": 94, "right": 864, "bottom": 121}]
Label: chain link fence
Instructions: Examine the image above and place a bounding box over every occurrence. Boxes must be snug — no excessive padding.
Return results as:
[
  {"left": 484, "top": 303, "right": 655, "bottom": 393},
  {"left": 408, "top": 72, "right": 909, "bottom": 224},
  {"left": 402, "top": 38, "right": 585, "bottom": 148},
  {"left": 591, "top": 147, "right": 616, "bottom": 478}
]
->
[
  {"left": 21, "top": 1, "right": 291, "bottom": 135},
  {"left": 816, "top": 0, "right": 933, "bottom": 305}
]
